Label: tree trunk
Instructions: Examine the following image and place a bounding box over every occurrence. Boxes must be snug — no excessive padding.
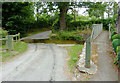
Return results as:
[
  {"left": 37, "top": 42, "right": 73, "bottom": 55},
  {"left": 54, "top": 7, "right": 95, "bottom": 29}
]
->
[
  {"left": 59, "top": 6, "right": 68, "bottom": 30},
  {"left": 117, "top": 8, "right": 120, "bottom": 35}
]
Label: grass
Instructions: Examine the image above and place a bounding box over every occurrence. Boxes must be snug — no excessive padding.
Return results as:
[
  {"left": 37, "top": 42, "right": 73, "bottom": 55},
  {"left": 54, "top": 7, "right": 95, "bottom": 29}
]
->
[
  {"left": 0, "top": 41, "right": 27, "bottom": 62},
  {"left": 65, "top": 45, "right": 83, "bottom": 72},
  {"left": 49, "top": 29, "right": 91, "bottom": 41}
]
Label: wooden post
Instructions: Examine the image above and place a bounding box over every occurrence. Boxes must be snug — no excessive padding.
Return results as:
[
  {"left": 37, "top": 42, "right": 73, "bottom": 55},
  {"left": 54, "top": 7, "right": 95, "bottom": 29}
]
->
[
  {"left": 85, "top": 37, "right": 91, "bottom": 68},
  {"left": 16, "top": 35, "right": 17, "bottom": 42},
  {"left": 18, "top": 33, "right": 20, "bottom": 41},
  {"left": 6, "top": 35, "right": 13, "bottom": 52}
]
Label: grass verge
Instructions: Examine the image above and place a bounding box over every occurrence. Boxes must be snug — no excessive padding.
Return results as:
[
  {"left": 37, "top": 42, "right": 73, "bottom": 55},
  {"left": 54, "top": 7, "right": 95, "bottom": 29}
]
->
[
  {"left": 0, "top": 41, "right": 27, "bottom": 62},
  {"left": 49, "top": 29, "right": 91, "bottom": 41},
  {"left": 65, "top": 45, "right": 83, "bottom": 72}
]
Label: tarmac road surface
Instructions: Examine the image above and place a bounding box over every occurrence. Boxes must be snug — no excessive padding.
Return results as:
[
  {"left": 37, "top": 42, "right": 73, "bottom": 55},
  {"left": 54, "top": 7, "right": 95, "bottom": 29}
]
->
[{"left": 1, "top": 43, "right": 70, "bottom": 81}]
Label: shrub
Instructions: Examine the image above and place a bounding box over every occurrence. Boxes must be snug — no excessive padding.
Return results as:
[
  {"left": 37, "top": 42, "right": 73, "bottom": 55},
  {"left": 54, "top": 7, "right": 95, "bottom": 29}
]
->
[
  {"left": 112, "top": 34, "right": 120, "bottom": 41},
  {"left": 112, "top": 39, "right": 120, "bottom": 53},
  {"left": 52, "top": 19, "right": 60, "bottom": 31},
  {"left": 75, "top": 35, "right": 83, "bottom": 41},
  {"left": 117, "top": 51, "right": 120, "bottom": 60},
  {"left": 116, "top": 46, "right": 120, "bottom": 55},
  {"left": 111, "top": 31, "right": 118, "bottom": 41},
  {"left": 114, "top": 51, "right": 120, "bottom": 65},
  {"left": 0, "top": 28, "right": 8, "bottom": 38},
  {"left": 50, "top": 31, "right": 83, "bottom": 41},
  {"left": 67, "top": 20, "right": 92, "bottom": 31}
]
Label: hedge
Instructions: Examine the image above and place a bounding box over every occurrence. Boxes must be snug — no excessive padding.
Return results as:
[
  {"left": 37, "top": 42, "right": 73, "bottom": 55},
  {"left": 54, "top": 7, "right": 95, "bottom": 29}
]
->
[
  {"left": 117, "top": 46, "right": 120, "bottom": 55},
  {"left": 52, "top": 17, "right": 116, "bottom": 31},
  {"left": 112, "top": 34, "right": 120, "bottom": 41},
  {"left": 112, "top": 39, "right": 120, "bottom": 54},
  {"left": 111, "top": 31, "right": 118, "bottom": 40}
]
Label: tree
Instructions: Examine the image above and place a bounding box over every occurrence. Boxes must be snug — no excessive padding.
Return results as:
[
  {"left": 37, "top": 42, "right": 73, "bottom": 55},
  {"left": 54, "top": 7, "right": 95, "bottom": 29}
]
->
[
  {"left": 57, "top": 2, "right": 69, "bottom": 30},
  {"left": 2, "top": 2, "right": 35, "bottom": 35},
  {"left": 116, "top": 4, "right": 120, "bottom": 35},
  {"left": 85, "top": 2, "right": 106, "bottom": 19}
]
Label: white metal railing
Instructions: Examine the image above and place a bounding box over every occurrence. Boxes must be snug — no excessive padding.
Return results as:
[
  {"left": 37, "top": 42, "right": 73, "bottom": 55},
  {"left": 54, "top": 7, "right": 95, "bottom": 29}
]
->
[
  {"left": 91, "top": 24, "right": 103, "bottom": 41},
  {"left": 85, "top": 24, "right": 103, "bottom": 68}
]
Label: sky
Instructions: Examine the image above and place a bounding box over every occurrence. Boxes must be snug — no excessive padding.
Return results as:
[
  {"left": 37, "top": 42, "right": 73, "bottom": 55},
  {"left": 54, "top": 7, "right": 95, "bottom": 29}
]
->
[
  {"left": 68, "top": 7, "right": 108, "bottom": 18},
  {"left": 35, "top": 1, "right": 120, "bottom": 19}
]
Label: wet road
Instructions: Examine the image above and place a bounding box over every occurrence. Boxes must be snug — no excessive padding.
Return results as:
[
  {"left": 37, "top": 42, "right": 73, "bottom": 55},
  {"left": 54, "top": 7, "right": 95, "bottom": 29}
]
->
[
  {"left": 1, "top": 43, "right": 70, "bottom": 81},
  {"left": 23, "top": 30, "right": 52, "bottom": 40}
]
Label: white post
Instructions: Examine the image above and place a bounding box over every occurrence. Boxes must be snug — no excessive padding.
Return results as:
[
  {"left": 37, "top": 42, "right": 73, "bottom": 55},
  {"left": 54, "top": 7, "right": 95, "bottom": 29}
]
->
[{"left": 109, "top": 23, "right": 111, "bottom": 40}]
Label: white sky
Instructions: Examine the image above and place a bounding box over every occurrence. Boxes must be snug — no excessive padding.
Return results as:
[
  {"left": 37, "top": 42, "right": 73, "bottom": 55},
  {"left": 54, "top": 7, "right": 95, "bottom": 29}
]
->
[{"left": 35, "top": 1, "right": 120, "bottom": 19}]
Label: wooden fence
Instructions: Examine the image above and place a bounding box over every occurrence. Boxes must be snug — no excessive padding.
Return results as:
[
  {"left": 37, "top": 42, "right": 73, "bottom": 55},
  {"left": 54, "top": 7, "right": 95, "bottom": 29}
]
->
[
  {"left": 0, "top": 33, "right": 20, "bottom": 52},
  {"left": 85, "top": 24, "right": 103, "bottom": 68}
]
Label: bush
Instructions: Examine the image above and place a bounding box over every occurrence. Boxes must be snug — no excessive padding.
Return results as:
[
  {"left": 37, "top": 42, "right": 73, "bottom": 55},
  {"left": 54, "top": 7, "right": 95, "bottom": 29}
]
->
[
  {"left": 112, "top": 39, "right": 120, "bottom": 53},
  {"left": 67, "top": 20, "right": 92, "bottom": 31},
  {"left": 112, "top": 34, "right": 120, "bottom": 41},
  {"left": 52, "top": 19, "right": 60, "bottom": 31},
  {"left": 111, "top": 31, "right": 118, "bottom": 40},
  {"left": 116, "top": 46, "right": 120, "bottom": 55},
  {"left": 50, "top": 31, "right": 83, "bottom": 41},
  {"left": 116, "top": 51, "right": 120, "bottom": 66},
  {"left": 75, "top": 35, "right": 83, "bottom": 41},
  {"left": 0, "top": 28, "right": 8, "bottom": 38}
]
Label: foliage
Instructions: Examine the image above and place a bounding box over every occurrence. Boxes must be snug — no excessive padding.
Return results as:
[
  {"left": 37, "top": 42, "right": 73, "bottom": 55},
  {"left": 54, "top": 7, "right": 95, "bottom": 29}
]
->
[
  {"left": 111, "top": 31, "right": 118, "bottom": 40},
  {"left": 111, "top": 34, "right": 120, "bottom": 41},
  {"left": 52, "top": 18, "right": 59, "bottom": 31},
  {"left": 112, "top": 39, "right": 120, "bottom": 54},
  {"left": 114, "top": 51, "right": 120, "bottom": 65},
  {"left": 67, "top": 20, "right": 92, "bottom": 31},
  {"left": 116, "top": 46, "right": 120, "bottom": 55},
  {"left": 2, "top": 2, "right": 35, "bottom": 37},
  {"left": 50, "top": 31, "right": 83, "bottom": 41},
  {"left": 65, "top": 45, "right": 83, "bottom": 72},
  {"left": 0, "top": 28, "right": 8, "bottom": 38},
  {"left": 34, "top": 14, "right": 52, "bottom": 28},
  {"left": 65, "top": 17, "right": 115, "bottom": 31}
]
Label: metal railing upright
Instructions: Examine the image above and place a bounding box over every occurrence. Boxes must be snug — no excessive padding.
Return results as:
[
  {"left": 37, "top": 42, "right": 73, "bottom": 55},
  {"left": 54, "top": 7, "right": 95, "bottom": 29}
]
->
[{"left": 85, "top": 24, "right": 103, "bottom": 68}]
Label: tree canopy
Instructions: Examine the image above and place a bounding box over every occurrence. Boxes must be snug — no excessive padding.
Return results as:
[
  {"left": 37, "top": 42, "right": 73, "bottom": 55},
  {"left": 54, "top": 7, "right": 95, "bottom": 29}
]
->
[{"left": 1, "top": 2, "right": 119, "bottom": 36}]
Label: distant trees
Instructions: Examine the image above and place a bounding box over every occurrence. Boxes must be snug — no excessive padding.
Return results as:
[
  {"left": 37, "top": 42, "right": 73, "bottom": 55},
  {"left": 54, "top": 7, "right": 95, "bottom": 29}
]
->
[
  {"left": 2, "top": 2, "right": 119, "bottom": 35},
  {"left": 2, "top": 2, "right": 35, "bottom": 35}
]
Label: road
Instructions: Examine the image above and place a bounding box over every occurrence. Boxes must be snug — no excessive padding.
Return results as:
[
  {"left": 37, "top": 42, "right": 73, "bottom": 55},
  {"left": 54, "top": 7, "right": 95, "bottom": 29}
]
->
[
  {"left": 23, "top": 30, "right": 52, "bottom": 39},
  {"left": 1, "top": 30, "right": 71, "bottom": 81},
  {"left": 1, "top": 43, "right": 70, "bottom": 81}
]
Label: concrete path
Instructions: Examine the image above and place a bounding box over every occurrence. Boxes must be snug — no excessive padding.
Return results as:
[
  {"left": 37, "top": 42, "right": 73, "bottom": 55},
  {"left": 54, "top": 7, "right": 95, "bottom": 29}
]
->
[
  {"left": 23, "top": 30, "right": 52, "bottom": 39},
  {"left": 1, "top": 43, "right": 70, "bottom": 81},
  {"left": 89, "top": 31, "right": 118, "bottom": 81}
]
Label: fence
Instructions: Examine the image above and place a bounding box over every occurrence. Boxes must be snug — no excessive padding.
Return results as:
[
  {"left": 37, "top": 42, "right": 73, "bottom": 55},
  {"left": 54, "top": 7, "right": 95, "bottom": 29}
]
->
[
  {"left": 91, "top": 24, "right": 103, "bottom": 41},
  {"left": 0, "top": 33, "right": 20, "bottom": 52},
  {"left": 85, "top": 24, "right": 103, "bottom": 68}
]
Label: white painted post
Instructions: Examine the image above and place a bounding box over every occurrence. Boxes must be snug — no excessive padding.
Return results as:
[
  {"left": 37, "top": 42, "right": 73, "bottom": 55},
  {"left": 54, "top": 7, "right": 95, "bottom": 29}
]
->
[{"left": 109, "top": 23, "right": 111, "bottom": 40}]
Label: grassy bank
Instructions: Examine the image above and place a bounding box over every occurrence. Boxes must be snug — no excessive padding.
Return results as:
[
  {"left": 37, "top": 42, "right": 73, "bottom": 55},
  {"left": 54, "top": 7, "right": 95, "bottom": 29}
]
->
[
  {"left": 65, "top": 45, "right": 83, "bottom": 72},
  {"left": 49, "top": 29, "right": 91, "bottom": 41},
  {"left": 0, "top": 41, "right": 27, "bottom": 62}
]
